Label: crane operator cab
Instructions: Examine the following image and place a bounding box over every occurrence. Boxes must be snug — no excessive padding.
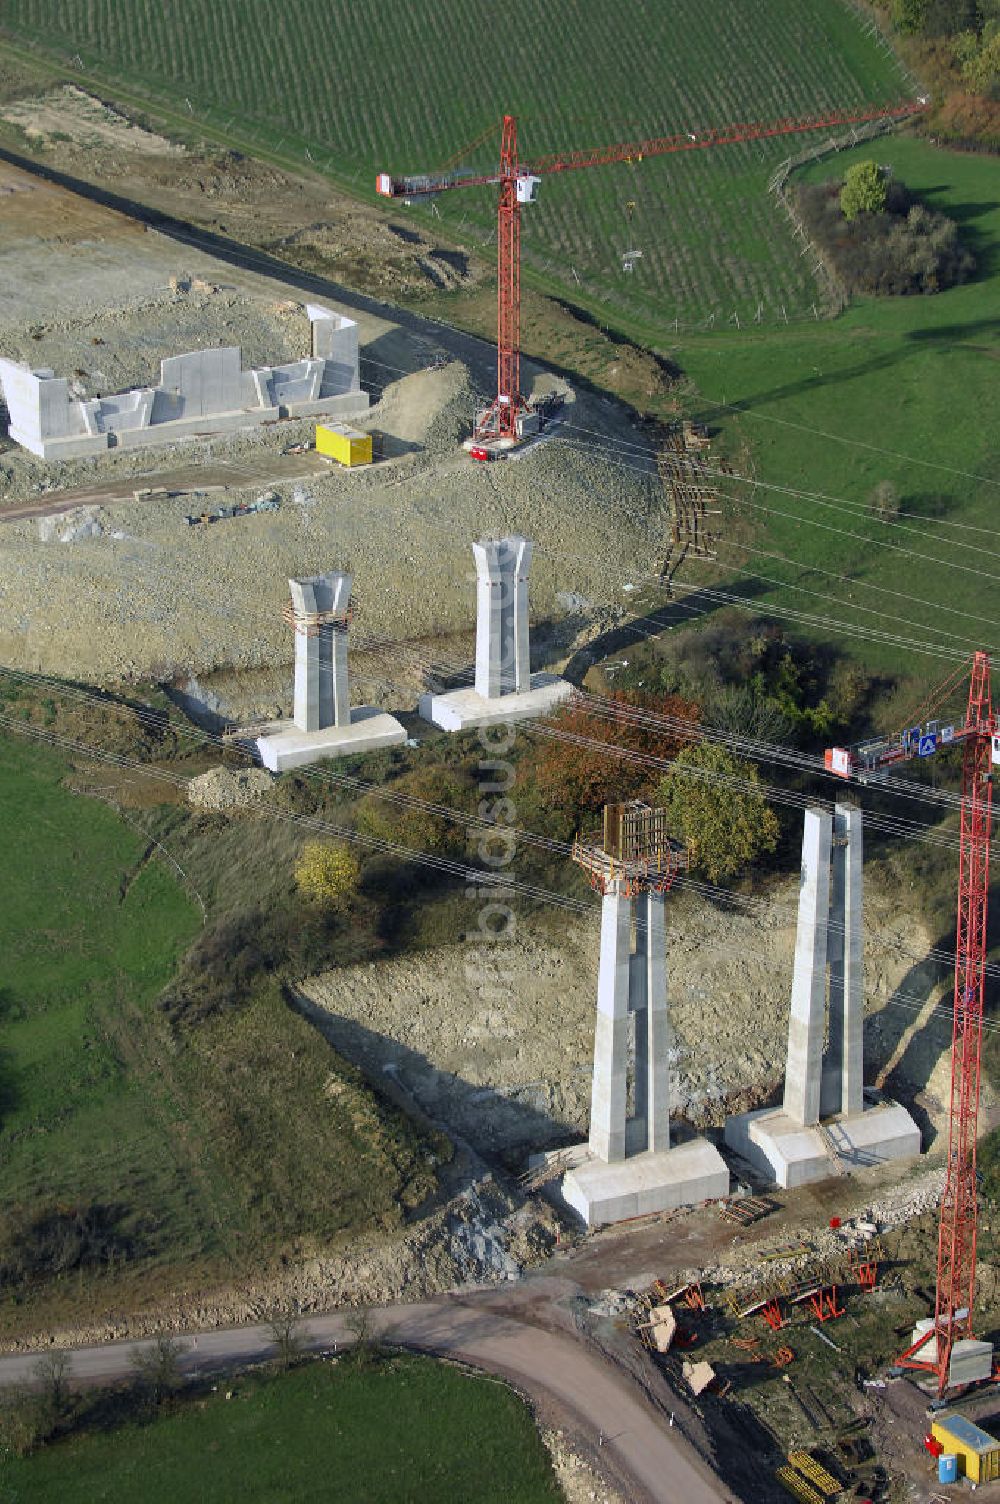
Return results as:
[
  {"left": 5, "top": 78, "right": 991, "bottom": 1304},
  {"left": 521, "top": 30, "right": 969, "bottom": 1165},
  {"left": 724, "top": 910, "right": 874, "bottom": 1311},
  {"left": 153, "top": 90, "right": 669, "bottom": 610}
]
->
[{"left": 516, "top": 174, "right": 541, "bottom": 203}]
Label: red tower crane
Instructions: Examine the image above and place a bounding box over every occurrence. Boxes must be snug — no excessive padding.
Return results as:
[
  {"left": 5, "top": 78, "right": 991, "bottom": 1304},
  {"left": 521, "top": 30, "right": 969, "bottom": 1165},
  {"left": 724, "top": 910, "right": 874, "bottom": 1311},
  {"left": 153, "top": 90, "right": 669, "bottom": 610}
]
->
[
  {"left": 827, "top": 652, "right": 997, "bottom": 1396},
  {"left": 377, "top": 100, "right": 923, "bottom": 442}
]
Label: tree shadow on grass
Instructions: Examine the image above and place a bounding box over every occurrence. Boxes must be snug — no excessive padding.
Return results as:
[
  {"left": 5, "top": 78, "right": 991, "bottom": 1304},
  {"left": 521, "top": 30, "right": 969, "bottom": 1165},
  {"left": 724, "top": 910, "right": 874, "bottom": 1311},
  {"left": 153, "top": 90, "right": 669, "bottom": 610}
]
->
[
  {"left": 0, "top": 987, "right": 22, "bottom": 1125},
  {"left": 561, "top": 580, "right": 771, "bottom": 686},
  {"left": 693, "top": 316, "right": 1000, "bottom": 423}
]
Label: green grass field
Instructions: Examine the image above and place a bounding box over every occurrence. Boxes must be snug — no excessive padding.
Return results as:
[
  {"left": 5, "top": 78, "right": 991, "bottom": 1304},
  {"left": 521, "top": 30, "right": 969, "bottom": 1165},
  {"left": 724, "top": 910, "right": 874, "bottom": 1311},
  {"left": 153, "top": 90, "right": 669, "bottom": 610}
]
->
[
  {"left": 672, "top": 136, "right": 1000, "bottom": 693},
  {"left": 2, "top": 0, "right": 904, "bottom": 324},
  {"left": 0, "top": 724, "right": 442, "bottom": 1337},
  {"left": 0, "top": 732, "right": 205, "bottom": 1279},
  {"left": 0, "top": 1355, "right": 561, "bottom": 1502}
]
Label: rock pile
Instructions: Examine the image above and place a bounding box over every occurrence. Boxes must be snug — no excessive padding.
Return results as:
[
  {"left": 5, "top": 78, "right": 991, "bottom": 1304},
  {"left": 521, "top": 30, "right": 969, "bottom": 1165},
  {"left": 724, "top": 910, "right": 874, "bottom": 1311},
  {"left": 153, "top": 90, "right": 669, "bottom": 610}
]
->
[{"left": 187, "top": 765, "right": 272, "bottom": 811}]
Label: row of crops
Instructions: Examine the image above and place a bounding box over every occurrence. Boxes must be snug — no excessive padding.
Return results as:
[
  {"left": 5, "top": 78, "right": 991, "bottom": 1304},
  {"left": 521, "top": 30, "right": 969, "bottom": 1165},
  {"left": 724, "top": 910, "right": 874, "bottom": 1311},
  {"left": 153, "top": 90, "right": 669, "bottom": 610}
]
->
[{"left": 5, "top": 0, "right": 907, "bottom": 326}]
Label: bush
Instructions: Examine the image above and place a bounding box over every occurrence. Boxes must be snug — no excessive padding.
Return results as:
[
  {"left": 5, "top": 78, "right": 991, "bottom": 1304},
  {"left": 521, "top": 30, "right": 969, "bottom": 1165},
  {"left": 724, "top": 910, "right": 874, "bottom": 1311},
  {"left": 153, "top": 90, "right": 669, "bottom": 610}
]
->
[
  {"left": 0, "top": 1203, "right": 141, "bottom": 1288},
  {"left": 797, "top": 177, "right": 974, "bottom": 295},
  {"left": 295, "top": 841, "right": 360, "bottom": 907},
  {"left": 0, "top": 1391, "right": 44, "bottom": 1459},
  {"left": 354, "top": 766, "right": 472, "bottom": 858}
]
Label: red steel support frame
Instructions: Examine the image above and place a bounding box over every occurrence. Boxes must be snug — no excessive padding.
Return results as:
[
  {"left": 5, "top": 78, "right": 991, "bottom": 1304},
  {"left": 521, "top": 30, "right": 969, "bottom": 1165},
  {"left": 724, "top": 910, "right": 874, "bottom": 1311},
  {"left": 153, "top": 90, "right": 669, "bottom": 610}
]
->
[
  {"left": 478, "top": 116, "right": 524, "bottom": 441},
  {"left": 900, "top": 651, "right": 993, "bottom": 1394},
  {"left": 378, "top": 101, "right": 924, "bottom": 445}
]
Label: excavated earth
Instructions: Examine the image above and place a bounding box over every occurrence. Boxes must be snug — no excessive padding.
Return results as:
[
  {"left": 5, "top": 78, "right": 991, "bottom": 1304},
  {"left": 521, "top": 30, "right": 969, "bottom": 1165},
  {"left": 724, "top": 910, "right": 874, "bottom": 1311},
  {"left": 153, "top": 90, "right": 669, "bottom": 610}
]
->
[
  {"left": 0, "top": 158, "right": 661, "bottom": 688},
  {"left": 299, "top": 862, "right": 965, "bottom": 1163}
]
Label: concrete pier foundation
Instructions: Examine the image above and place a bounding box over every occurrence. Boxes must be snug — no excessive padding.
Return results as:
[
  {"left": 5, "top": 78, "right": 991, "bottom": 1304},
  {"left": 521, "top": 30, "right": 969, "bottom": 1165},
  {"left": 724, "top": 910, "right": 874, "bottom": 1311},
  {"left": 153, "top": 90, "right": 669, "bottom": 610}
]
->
[
  {"left": 726, "top": 802, "right": 919, "bottom": 1188},
  {"left": 419, "top": 535, "right": 571, "bottom": 732},
  {"left": 254, "top": 570, "right": 406, "bottom": 772},
  {"left": 562, "top": 881, "right": 728, "bottom": 1229}
]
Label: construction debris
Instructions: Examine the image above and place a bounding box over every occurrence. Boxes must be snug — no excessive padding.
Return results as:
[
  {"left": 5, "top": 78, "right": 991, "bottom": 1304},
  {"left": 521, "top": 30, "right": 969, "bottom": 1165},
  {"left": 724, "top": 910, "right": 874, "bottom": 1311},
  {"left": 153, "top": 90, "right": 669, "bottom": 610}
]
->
[
  {"left": 681, "top": 1359, "right": 717, "bottom": 1396},
  {"left": 637, "top": 1303, "right": 677, "bottom": 1353},
  {"left": 718, "top": 1195, "right": 774, "bottom": 1227},
  {"left": 185, "top": 493, "right": 280, "bottom": 526},
  {"left": 786, "top": 1452, "right": 840, "bottom": 1498}
]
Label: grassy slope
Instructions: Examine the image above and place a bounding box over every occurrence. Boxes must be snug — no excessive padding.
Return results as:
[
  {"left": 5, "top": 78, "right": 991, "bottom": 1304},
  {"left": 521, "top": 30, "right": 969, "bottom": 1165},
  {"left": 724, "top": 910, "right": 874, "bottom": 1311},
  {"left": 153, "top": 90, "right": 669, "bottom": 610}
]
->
[
  {"left": 3, "top": 0, "right": 901, "bottom": 323},
  {"left": 0, "top": 728, "right": 442, "bottom": 1336},
  {"left": 0, "top": 733, "right": 203, "bottom": 1255},
  {"left": 0, "top": 1356, "right": 561, "bottom": 1502},
  {"left": 673, "top": 136, "right": 1000, "bottom": 692}
]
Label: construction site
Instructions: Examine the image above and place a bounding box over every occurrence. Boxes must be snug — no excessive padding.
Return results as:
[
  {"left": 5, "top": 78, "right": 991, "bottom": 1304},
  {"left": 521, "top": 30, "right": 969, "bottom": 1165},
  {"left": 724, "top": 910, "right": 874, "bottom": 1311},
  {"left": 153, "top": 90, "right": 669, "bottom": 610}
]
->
[{"left": 0, "top": 38, "right": 998, "bottom": 1504}]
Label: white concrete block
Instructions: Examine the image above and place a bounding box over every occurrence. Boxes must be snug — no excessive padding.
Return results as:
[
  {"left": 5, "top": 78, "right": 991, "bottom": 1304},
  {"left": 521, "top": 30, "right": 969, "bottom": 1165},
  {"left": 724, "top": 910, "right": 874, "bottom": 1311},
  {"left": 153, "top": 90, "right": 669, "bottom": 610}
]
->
[
  {"left": 724, "top": 1101, "right": 921, "bottom": 1189},
  {"left": 418, "top": 674, "right": 571, "bottom": 732},
  {"left": 0, "top": 308, "right": 366, "bottom": 460},
  {"left": 561, "top": 1138, "right": 729, "bottom": 1228},
  {"left": 255, "top": 707, "right": 406, "bottom": 773}
]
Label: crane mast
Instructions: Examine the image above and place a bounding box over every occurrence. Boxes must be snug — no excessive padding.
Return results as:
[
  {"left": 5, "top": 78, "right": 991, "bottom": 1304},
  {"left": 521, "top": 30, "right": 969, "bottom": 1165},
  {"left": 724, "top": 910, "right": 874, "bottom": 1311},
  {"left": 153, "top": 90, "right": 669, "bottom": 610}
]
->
[{"left": 829, "top": 651, "right": 996, "bottom": 1395}]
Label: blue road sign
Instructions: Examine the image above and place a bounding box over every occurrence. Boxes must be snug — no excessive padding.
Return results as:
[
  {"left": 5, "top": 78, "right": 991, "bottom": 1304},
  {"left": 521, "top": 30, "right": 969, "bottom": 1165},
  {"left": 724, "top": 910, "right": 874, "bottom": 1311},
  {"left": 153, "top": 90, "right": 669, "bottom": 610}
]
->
[{"left": 918, "top": 733, "right": 938, "bottom": 757}]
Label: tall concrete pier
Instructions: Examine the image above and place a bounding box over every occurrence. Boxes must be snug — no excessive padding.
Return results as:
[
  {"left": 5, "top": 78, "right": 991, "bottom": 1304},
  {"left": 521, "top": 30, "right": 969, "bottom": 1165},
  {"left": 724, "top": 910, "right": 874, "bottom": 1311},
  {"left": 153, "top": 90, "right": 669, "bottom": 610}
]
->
[
  {"left": 822, "top": 803, "right": 865, "bottom": 1120},
  {"left": 783, "top": 807, "right": 832, "bottom": 1127},
  {"left": 291, "top": 572, "right": 352, "bottom": 732},
  {"left": 782, "top": 803, "right": 864, "bottom": 1126},
  {"left": 557, "top": 802, "right": 730, "bottom": 1226},
  {"left": 589, "top": 887, "right": 670, "bottom": 1163},
  {"left": 725, "top": 801, "right": 920, "bottom": 1186},
  {"left": 419, "top": 535, "right": 571, "bottom": 732},
  {"left": 254, "top": 565, "right": 406, "bottom": 773},
  {"left": 473, "top": 536, "right": 532, "bottom": 699}
]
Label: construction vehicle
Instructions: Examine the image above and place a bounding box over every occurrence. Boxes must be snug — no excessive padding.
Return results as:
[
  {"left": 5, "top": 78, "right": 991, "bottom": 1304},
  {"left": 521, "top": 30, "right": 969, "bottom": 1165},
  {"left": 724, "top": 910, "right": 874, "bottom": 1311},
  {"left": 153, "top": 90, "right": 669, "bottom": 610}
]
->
[
  {"left": 377, "top": 100, "right": 924, "bottom": 442},
  {"left": 827, "top": 651, "right": 997, "bottom": 1396}
]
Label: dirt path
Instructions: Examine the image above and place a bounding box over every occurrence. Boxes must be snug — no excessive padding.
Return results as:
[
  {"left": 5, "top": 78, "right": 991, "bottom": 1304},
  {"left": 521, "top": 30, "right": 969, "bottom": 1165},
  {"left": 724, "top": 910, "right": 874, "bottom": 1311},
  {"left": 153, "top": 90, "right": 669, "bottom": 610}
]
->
[
  {"left": 0, "top": 1292, "right": 731, "bottom": 1504},
  {"left": 0, "top": 452, "right": 330, "bottom": 523}
]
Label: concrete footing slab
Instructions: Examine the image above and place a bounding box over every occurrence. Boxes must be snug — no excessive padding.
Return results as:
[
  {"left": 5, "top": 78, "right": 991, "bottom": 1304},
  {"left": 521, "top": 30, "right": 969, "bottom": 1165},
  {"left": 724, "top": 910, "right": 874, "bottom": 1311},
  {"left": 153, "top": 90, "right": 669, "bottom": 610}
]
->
[
  {"left": 723, "top": 1101, "right": 920, "bottom": 1189},
  {"left": 418, "top": 673, "right": 571, "bottom": 732},
  {"left": 255, "top": 706, "right": 406, "bottom": 773},
  {"left": 558, "top": 1139, "right": 730, "bottom": 1229}
]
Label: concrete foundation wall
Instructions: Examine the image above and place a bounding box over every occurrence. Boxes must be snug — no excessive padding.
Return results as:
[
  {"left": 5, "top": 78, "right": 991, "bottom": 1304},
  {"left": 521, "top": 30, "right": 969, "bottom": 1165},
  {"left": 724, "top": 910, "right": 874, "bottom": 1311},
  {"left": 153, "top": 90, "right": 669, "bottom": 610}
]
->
[{"left": 0, "top": 304, "right": 367, "bottom": 460}]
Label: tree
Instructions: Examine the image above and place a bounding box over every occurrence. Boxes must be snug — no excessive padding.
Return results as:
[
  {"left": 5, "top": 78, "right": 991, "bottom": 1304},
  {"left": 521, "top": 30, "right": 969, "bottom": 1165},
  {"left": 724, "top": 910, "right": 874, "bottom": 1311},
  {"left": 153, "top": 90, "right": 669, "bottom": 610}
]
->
[
  {"left": 523, "top": 692, "right": 700, "bottom": 821},
  {"left": 130, "top": 1334, "right": 186, "bottom": 1406},
  {"left": 840, "top": 161, "right": 887, "bottom": 221},
  {"left": 343, "top": 1309, "right": 379, "bottom": 1370},
  {"left": 32, "top": 1352, "right": 72, "bottom": 1429},
  {"left": 295, "top": 840, "right": 360, "bottom": 907},
  {"left": 892, "top": 0, "right": 928, "bottom": 32},
  {"left": 267, "top": 1304, "right": 304, "bottom": 1370},
  {"left": 868, "top": 479, "right": 901, "bottom": 523},
  {"left": 656, "top": 742, "right": 780, "bottom": 883},
  {"left": 960, "top": 23, "right": 1000, "bottom": 91}
]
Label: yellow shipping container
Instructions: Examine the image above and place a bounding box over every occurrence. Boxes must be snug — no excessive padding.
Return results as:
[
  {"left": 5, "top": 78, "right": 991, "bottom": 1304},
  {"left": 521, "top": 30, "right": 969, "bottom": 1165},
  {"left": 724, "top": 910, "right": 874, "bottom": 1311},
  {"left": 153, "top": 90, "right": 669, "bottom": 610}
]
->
[
  {"left": 932, "top": 1414, "right": 1000, "bottom": 1483},
  {"left": 316, "top": 423, "right": 372, "bottom": 467}
]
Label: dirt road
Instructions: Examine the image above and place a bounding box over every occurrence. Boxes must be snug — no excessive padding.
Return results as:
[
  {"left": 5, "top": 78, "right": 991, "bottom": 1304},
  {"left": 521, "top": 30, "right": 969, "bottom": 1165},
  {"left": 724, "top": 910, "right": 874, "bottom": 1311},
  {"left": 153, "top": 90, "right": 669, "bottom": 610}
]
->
[
  {"left": 0, "top": 452, "right": 330, "bottom": 523},
  {"left": 0, "top": 1293, "right": 731, "bottom": 1504}
]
